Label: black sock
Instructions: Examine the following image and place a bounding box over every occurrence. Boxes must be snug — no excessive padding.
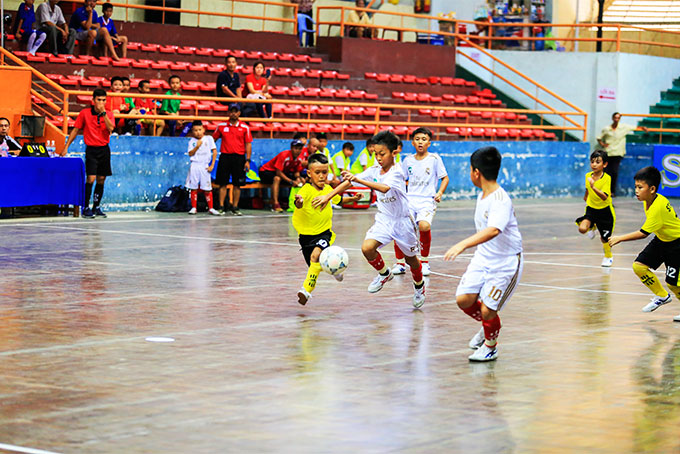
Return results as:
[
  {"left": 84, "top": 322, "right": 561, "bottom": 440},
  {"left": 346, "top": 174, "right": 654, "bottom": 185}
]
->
[
  {"left": 85, "top": 182, "right": 93, "bottom": 208},
  {"left": 93, "top": 184, "right": 104, "bottom": 209},
  {"left": 380, "top": 270, "right": 390, "bottom": 276},
  {"left": 414, "top": 281, "right": 424, "bottom": 289}
]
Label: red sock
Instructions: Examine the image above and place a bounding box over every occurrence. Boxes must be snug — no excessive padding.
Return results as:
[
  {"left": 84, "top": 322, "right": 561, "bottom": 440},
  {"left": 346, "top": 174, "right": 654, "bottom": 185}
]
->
[
  {"left": 203, "top": 190, "right": 214, "bottom": 209},
  {"left": 420, "top": 230, "right": 431, "bottom": 258},
  {"left": 368, "top": 253, "right": 387, "bottom": 274},
  {"left": 394, "top": 243, "right": 405, "bottom": 262},
  {"left": 190, "top": 189, "right": 198, "bottom": 209},
  {"left": 482, "top": 315, "right": 501, "bottom": 345},
  {"left": 461, "top": 299, "right": 483, "bottom": 321},
  {"left": 410, "top": 261, "right": 423, "bottom": 284}
]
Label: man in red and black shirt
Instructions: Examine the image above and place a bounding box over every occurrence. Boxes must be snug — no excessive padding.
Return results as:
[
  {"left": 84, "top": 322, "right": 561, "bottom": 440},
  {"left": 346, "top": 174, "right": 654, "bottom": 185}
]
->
[
  {"left": 63, "top": 88, "right": 115, "bottom": 219},
  {"left": 212, "top": 104, "right": 253, "bottom": 216},
  {"left": 259, "top": 139, "right": 305, "bottom": 212}
]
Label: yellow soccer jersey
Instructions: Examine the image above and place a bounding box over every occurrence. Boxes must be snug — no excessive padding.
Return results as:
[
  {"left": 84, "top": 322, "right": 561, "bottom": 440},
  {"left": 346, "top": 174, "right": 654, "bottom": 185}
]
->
[
  {"left": 292, "top": 183, "right": 341, "bottom": 236},
  {"left": 585, "top": 171, "right": 613, "bottom": 210},
  {"left": 641, "top": 194, "right": 680, "bottom": 242}
]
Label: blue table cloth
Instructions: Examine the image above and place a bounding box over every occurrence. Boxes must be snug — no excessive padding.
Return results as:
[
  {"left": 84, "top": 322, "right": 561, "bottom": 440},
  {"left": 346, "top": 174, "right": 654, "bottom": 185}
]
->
[{"left": 0, "top": 157, "right": 85, "bottom": 207}]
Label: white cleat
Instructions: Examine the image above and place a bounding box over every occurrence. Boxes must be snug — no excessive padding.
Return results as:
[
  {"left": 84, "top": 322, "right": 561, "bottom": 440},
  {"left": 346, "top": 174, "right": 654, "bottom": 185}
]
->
[
  {"left": 333, "top": 273, "right": 344, "bottom": 282},
  {"left": 422, "top": 262, "right": 431, "bottom": 276},
  {"left": 391, "top": 263, "right": 406, "bottom": 275},
  {"left": 188, "top": 207, "right": 197, "bottom": 215},
  {"left": 468, "top": 343, "right": 498, "bottom": 362},
  {"left": 673, "top": 314, "right": 680, "bottom": 322},
  {"left": 367, "top": 271, "right": 393, "bottom": 293},
  {"left": 642, "top": 294, "right": 672, "bottom": 312},
  {"left": 413, "top": 283, "right": 426, "bottom": 309},
  {"left": 469, "top": 327, "right": 485, "bottom": 350},
  {"left": 601, "top": 257, "right": 613, "bottom": 267},
  {"left": 587, "top": 228, "right": 597, "bottom": 240},
  {"left": 297, "top": 289, "right": 311, "bottom": 306},
  {"left": 208, "top": 208, "right": 222, "bottom": 216}
]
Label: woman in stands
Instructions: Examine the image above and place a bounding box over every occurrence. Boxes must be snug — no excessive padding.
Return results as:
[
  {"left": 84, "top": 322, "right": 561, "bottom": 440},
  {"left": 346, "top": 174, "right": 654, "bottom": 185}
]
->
[
  {"left": 347, "top": 0, "right": 375, "bottom": 38},
  {"left": 243, "top": 61, "right": 272, "bottom": 119}
]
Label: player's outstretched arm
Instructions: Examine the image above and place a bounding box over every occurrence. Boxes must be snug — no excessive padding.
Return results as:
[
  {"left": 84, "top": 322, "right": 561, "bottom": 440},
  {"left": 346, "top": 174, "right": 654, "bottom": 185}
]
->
[
  {"left": 444, "top": 227, "right": 500, "bottom": 261},
  {"left": 311, "top": 179, "right": 352, "bottom": 209},
  {"left": 294, "top": 193, "right": 304, "bottom": 209},
  {"left": 350, "top": 174, "right": 391, "bottom": 193},
  {"left": 609, "top": 230, "right": 648, "bottom": 247}
]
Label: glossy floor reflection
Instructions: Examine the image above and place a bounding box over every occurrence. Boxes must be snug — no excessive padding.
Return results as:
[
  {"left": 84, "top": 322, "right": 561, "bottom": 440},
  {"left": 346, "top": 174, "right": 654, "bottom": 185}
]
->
[{"left": 1, "top": 198, "right": 679, "bottom": 453}]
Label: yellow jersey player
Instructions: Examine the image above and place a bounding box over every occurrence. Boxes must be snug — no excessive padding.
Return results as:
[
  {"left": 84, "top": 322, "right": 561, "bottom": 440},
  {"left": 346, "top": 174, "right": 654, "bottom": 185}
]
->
[
  {"left": 575, "top": 150, "right": 615, "bottom": 267},
  {"left": 293, "top": 153, "right": 360, "bottom": 305},
  {"left": 609, "top": 166, "right": 680, "bottom": 319}
]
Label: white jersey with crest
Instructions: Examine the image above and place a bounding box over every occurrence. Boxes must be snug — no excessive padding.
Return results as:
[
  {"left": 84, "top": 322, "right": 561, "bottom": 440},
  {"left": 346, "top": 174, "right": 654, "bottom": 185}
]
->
[
  {"left": 357, "top": 164, "right": 410, "bottom": 219},
  {"left": 402, "top": 153, "right": 448, "bottom": 199},
  {"left": 188, "top": 135, "right": 216, "bottom": 166},
  {"left": 473, "top": 186, "right": 523, "bottom": 263}
]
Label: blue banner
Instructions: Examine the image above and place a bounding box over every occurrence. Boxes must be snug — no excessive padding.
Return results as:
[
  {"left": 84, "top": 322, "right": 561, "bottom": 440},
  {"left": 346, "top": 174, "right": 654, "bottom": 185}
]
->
[{"left": 653, "top": 145, "right": 680, "bottom": 197}]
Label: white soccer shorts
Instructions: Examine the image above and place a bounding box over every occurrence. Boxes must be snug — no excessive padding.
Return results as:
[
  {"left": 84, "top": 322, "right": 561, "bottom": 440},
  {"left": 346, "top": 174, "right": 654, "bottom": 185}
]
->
[
  {"left": 455, "top": 253, "right": 523, "bottom": 311},
  {"left": 365, "top": 213, "right": 420, "bottom": 257},
  {"left": 186, "top": 163, "right": 212, "bottom": 191},
  {"left": 410, "top": 197, "right": 437, "bottom": 226}
]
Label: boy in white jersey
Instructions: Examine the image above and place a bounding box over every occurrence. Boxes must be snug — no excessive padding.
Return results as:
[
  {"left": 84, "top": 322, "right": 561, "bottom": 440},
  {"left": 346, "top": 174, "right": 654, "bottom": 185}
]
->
[
  {"left": 444, "top": 146, "right": 523, "bottom": 362},
  {"left": 314, "top": 131, "right": 425, "bottom": 308},
  {"left": 185, "top": 121, "right": 220, "bottom": 215},
  {"left": 392, "top": 127, "right": 449, "bottom": 276}
]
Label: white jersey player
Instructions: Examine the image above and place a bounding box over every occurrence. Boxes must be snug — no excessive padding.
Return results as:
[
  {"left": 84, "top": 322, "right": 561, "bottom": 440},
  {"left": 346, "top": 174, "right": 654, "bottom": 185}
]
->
[
  {"left": 392, "top": 127, "right": 449, "bottom": 277},
  {"left": 185, "top": 122, "right": 220, "bottom": 215},
  {"left": 444, "top": 146, "right": 523, "bottom": 362}
]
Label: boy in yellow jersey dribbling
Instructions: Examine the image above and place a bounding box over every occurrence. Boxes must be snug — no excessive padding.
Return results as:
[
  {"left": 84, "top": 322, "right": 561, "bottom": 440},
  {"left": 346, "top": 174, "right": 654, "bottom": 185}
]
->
[
  {"left": 293, "top": 153, "right": 360, "bottom": 306},
  {"left": 610, "top": 166, "right": 680, "bottom": 320}
]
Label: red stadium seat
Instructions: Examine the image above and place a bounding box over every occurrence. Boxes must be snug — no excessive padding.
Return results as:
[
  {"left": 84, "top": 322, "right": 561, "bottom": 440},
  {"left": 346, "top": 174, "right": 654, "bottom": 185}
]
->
[
  {"left": 319, "top": 89, "right": 335, "bottom": 98},
  {"left": 336, "top": 73, "right": 350, "bottom": 80},
  {"left": 293, "top": 55, "right": 309, "bottom": 62},
  {"left": 508, "top": 129, "right": 520, "bottom": 139},
  {"left": 430, "top": 96, "right": 442, "bottom": 103},
  {"left": 415, "top": 77, "right": 429, "bottom": 84},
  {"left": 196, "top": 48, "right": 214, "bottom": 56},
  {"left": 151, "top": 60, "right": 171, "bottom": 69},
  {"left": 290, "top": 69, "right": 306, "bottom": 77},
  {"left": 245, "top": 51, "right": 262, "bottom": 59},
  {"left": 416, "top": 93, "right": 431, "bottom": 102},
  {"left": 365, "top": 72, "right": 378, "bottom": 79},
  {"left": 440, "top": 77, "right": 454, "bottom": 86},
  {"left": 140, "top": 43, "right": 158, "bottom": 52},
  {"left": 403, "top": 93, "right": 417, "bottom": 102},
  {"left": 306, "top": 70, "right": 322, "bottom": 78},
  {"left": 545, "top": 132, "right": 557, "bottom": 140},
  {"left": 392, "top": 92, "right": 405, "bottom": 99},
  {"left": 321, "top": 71, "right": 337, "bottom": 79},
  {"left": 428, "top": 76, "right": 440, "bottom": 84},
  {"left": 159, "top": 45, "right": 177, "bottom": 53},
  {"left": 389, "top": 74, "right": 404, "bottom": 83},
  {"left": 453, "top": 78, "right": 466, "bottom": 86},
  {"left": 334, "top": 89, "right": 351, "bottom": 99},
  {"left": 349, "top": 90, "right": 365, "bottom": 99},
  {"left": 48, "top": 54, "right": 68, "bottom": 63},
  {"left": 274, "top": 67, "right": 291, "bottom": 77},
  {"left": 261, "top": 52, "right": 277, "bottom": 60},
  {"left": 303, "top": 88, "right": 321, "bottom": 97},
  {"left": 309, "top": 57, "right": 323, "bottom": 64},
  {"left": 403, "top": 75, "right": 417, "bottom": 84},
  {"left": 269, "top": 86, "right": 288, "bottom": 96},
  {"left": 277, "top": 53, "right": 294, "bottom": 61},
  {"left": 446, "top": 126, "right": 460, "bottom": 135},
  {"left": 520, "top": 129, "right": 534, "bottom": 139},
  {"left": 363, "top": 93, "right": 378, "bottom": 100},
  {"left": 471, "top": 128, "right": 485, "bottom": 137},
  {"left": 496, "top": 128, "right": 509, "bottom": 138},
  {"left": 484, "top": 128, "right": 495, "bottom": 138},
  {"left": 376, "top": 73, "right": 390, "bottom": 82},
  {"left": 207, "top": 64, "right": 224, "bottom": 73}
]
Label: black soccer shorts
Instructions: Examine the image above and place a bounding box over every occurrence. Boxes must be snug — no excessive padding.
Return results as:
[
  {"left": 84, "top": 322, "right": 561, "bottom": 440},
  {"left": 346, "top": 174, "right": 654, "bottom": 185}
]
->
[
  {"left": 298, "top": 229, "right": 333, "bottom": 266},
  {"left": 635, "top": 236, "right": 680, "bottom": 286}
]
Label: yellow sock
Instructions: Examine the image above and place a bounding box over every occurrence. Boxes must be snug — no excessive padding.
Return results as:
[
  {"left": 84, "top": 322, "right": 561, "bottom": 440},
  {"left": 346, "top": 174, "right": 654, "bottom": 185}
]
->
[
  {"left": 633, "top": 262, "right": 669, "bottom": 298},
  {"left": 303, "top": 262, "right": 322, "bottom": 293},
  {"left": 668, "top": 284, "right": 680, "bottom": 300},
  {"left": 602, "top": 242, "right": 612, "bottom": 258}
]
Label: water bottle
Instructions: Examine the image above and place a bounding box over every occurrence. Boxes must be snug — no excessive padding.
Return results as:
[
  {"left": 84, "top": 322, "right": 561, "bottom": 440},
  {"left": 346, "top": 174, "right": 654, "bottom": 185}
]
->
[{"left": 47, "top": 140, "right": 56, "bottom": 157}]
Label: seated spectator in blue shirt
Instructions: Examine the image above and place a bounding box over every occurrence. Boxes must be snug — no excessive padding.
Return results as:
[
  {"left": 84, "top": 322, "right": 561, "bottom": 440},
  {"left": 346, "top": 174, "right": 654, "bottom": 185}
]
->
[
  {"left": 69, "top": 0, "right": 120, "bottom": 61},
  {"left": 215, "top": 55, "right": 242, "bottom": 104},
  {"left": 13, "top": 0, "right": 47, "bottom": 55},
  {"left": 98, "top": 2, "right": 127, "bottom": 58}
]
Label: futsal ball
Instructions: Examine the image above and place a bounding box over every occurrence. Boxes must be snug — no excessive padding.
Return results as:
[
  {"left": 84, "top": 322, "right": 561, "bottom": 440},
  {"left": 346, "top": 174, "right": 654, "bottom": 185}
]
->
[{"left": 319, "top": 246, "right": 349, "bottom": 276}]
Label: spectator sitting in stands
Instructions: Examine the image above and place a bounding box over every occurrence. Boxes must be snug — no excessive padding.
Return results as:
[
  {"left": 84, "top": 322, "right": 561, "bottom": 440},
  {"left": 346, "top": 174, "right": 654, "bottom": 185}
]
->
[
  {"left": 293, "top": 131, "right": 307, "bottom": 146},
  {"left": 69, "top": 0, "right": 120, "bottom": 61},
  {"left": 243, "top": 61, "right": 272, "bottom": 118},
  {"left": 347, "top": 0, "right": 375, "bottom": 38},
  {"left": 156, "top": 75, "right": 187, "bottom": 136},
  {"left": 13, "top": 0, "right": 47, "bottom": 55},
  {"left": 0, "top": 117, "right": 22, "bottom": 157},
  {"left": 106, "top": 76, "right": 136, "bottom": 134},
  {"left": 350, "top": 137, "right": 377, "bottom": 173},
  {"left": 216, "top": 55, "right": 242, "bottom": 103},
  {"left": 36, "top": 0, "right": 75, "bottom": 56},
  {"left": 259, "top": 139, "right": 306, "bottom": 212},
  {"left": 134, "top": 79, "right": 157, "bottom": 136},
  {"left": 98, "top": 2, "right": 127, "bottom": 58}
]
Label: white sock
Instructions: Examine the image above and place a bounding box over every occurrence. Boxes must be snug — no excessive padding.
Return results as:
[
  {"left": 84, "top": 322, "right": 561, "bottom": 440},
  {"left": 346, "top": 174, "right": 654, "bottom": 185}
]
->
[
  {"left": 27, "top": 32, "right": 37, "bottom": 54},
  {"left": 29, "top": 32, "right": 46, "bottom": 55}
]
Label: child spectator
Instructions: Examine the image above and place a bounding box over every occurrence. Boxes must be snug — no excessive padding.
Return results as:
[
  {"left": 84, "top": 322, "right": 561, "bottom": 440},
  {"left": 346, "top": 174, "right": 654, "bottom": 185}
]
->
[
  {"left": 444, "top": 146, "right": 523, "bottom": 362},
  {"left": 69, "top": 0, "right": 120, "bottom": 61},
  {"left": 156, "top": 75, "right": 184, "bottom": 136},
  {"left": 315, "top": 132, "right": 338, "bottom": 179},
  {"left": 293, "top": 153, "right": 360, "bottom": 305},
  {"left": 259, "top": 139, "right": 305, "bottom": 212},
  {"left": 609, "top": 166, "right": 680, "bottom": 319},
  {"left": 350, "top": 137, "right": 376, "bottom": 174},
  {"left": 332, "top": 142, "right": 354, "bottom": 178},
  {"left": 186, "top": 121, "right": 220, "bottom": 216},
  {"left": 105, "top": 76, "right": 135, "bottom": 134},
  {"left": 98, "top": 2, "right": 128, "bottom": 58},
  {"left": 133, "top": 79, "right": 157, "bottom": 136},
  {"left": 13, "top": 0, "right": 47, "bottom": 55},
  {"left": 314, "top": 130, "right": 426, "bottom": 308},
  {"left": 293, "top": 132, "right": 307, "bottom": 146},
  {"left": 243, "top": 61, "right": 272, "bottom": 118},
  {"left": 392, "top": 127, "right": 449, "bottom": 276},
  {"left": 575, "top": 150, "right": 615, "bottom": 267}
]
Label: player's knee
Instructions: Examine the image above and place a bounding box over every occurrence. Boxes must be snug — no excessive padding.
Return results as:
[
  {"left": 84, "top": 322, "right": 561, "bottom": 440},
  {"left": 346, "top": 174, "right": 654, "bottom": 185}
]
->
[
  {"left": 88, "top": 30, "right": 97, "bottom": 39},
  {"left": 361, "top": 241, "right": 375, "bottom": 257},
  {"left": 632, "top": 262, "right": 648, "bottom": 277},
  {"left": 480, "top": 303, "right": 497, "bottom": 320},
  {"left": 419, "top": 221, "right": 431, "bottom": 232},
  {"left": 578, "top": 224, "right": 589, "bottom": 234},
  {"left": 310, "top": 248, "right": 322, "bottom": 262},
  {"left": 456, "top": 294, "right": 475, "bottom": 309}
]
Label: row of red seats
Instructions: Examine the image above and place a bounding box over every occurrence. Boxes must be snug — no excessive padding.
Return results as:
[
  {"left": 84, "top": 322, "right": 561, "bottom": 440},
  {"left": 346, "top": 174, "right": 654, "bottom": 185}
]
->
[
  {"left": 447, "top": 127, "right": 556, "bottom": 140},
  {"left": 271, "top": 105, "right": 392, "bottom": 117},
  {"left": 248, "top": 123, "right": 419, "bottom": 135},
  {"left": 395, "top": 92, "right": 503, "bottom": 106},
  {"left": 366, "top": 73, "right": 477, "bottom": 87},
  {"left": 419, "top": 109, "right": 528, "bottom": 122},
  {"left": 126, "top": 42, "right": 323, "bottom": 63},
  {"left": 269, "top": 86, "right": 377, "bottom": 100}
]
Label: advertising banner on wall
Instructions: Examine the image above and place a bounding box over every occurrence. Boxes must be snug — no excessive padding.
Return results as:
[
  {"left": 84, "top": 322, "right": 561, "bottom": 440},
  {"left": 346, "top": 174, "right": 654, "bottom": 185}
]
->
[{"left": 653, "top": 144, "right": 680, "bottom": 197}]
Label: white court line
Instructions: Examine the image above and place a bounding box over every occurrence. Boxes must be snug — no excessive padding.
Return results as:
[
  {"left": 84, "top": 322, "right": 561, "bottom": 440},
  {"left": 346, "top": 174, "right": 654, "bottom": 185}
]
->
[{"left": 0, "top": 443, "right": 62, "bottom": 454}]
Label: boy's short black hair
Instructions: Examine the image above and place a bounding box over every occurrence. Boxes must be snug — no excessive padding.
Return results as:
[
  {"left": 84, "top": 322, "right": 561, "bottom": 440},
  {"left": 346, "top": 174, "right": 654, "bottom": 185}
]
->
[
  {"left": 634, "top": 166, "right": 661, "bottom": 190},
  {"left": 590, "top": 149, "right": 609, "bottom": 164},
  {"left": 225, "top": 55, "right": 236, "bottom": 62},
  {"left": 228, "top": 103, "right": 240, "bottom": 112},
  {"left": 168, "top": 74, "right": 181, "bottom": 83},
  {"left": 371, "top": 130, "right": 400, "bottom": 152},
  {"left": 412, "top": 127, "right": 433, "bottom": 139},
  {"left": 102, "top": 2, "right": 113, "bottom": 11},
  {"left": 397, "top": 139, "right": 403, "bottom": 148},
  {"left": 139, "top": 79, "right": 150, "bottom": 88},
  {"left": 191, "top": 120, "right": 203, "bottom": 128},
  {"left": 293, "top": 132, "right": 306, "bottom": 141},
  {"left": 308, "top": 153, "right": 329, "bottom": 166},
  {"left": 110, "top": 76, "right": 122, "bottom": 84},
  {"left": 612, "top": 111, "right": 620, "bottom": 120},
  {"left": 92, "top": 88, "right": 107, "bottom": 98},
  {"left": 342, "top": 142, "right": 354, "bottom": 151},
  {"left": 365, "top": 137, "right": 376, "bottom": 147},
  {"left": 316, "top": 132, "right": 327, "bottom": 141},
  {"left": 121, "top": 76, "right": 130, "bottom": 83},
  {"left": 470, "top": 146, "right": 502, "bottom": 180},
  {"left": 0, "top": 117, "right": 10, "bottom": 125}
]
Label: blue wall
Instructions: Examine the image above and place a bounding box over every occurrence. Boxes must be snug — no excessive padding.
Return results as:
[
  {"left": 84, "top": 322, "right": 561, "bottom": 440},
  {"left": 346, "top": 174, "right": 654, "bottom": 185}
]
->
[{"left": 67, "top": 136, "right": 652, "bottom": 210}]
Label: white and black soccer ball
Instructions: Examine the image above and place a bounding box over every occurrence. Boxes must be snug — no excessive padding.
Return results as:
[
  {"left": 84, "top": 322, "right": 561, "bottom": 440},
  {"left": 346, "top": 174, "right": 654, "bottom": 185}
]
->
[{"left": 319, "top": 245, "right": 349, "bottom": 276}]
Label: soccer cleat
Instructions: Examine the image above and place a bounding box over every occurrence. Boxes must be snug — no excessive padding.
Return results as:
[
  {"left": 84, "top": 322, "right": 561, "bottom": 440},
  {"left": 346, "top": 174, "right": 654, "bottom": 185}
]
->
[
  {"left": 272, "top": 203, "right": 283, "bottom": 213},
  {"left": 93, "top": 207, "right": 107, "bottom": 218},
  {"left": 674, "top": 314, "right": 680, "bottom": 322},
  {"left": 231, "top": 208, "right": 243, "bottom": 216},
  {"left": 218, "top": 209, "right": 226, "bottom": 215},
  {"left": 468, "top": 343, "right": 498, "bottom": 362},
  {"left": 642, "top": 294, "right": 673, "bottom": 312},
  {"left": 297, "top": 289, "right": 311, "bottom": 306},
  {"left": 413, "top": 283, "right": 426, "bottom": 309},
  {"left": 208, "top": 208, "right": 222, "bottom": 216},
  {"left": 81, "top": 207, "right": 95, "bottom": 219},
  {"left": 422, "top": 262, "right": 431, "bottom": 276},
  {"left": 391, "top": 263, "right": 406, "bottom": 275},
  {"left": 334, "top": 273, "right": 344, "bottom": 282},
  {"left": 188, "top": 207, "right": 197, "bottom": 215},
  {"left": 469, "top": 327, "right": 485, "bottom": 350},
  {"left": 367, "top": 271, "right": 393, "bottom": 293},
  {"left": 587, "top": 228, "right": 597, "bottom": 240},
  {"left": 601, "top": 257, "right": 613, "bottom": 267}
]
